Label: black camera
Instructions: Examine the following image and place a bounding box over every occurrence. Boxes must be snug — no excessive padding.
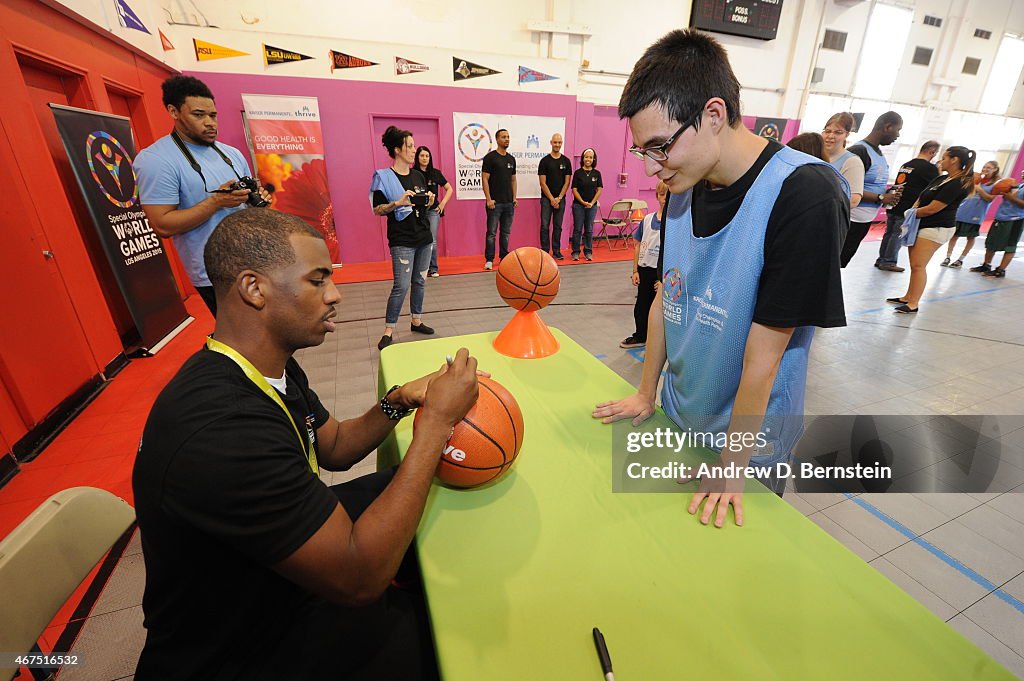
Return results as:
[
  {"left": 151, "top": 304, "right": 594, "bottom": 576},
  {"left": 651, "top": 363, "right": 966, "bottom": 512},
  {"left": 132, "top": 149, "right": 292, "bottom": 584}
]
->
[
  {"left": 410, "top": 188, "right": 430, "bottom": 208},
  {"left": 233, "top": 176, "right": 270, "bottom": 207}
]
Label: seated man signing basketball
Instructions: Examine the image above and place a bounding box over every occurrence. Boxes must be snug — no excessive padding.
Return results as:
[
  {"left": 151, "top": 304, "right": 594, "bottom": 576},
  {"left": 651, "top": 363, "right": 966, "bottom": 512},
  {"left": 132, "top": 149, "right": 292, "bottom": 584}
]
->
[
  {"left": 132, "top": 208, "right": 479, "bottom": 681},
  {"left": 593, "top": 30, "right": 848, "bottom": 527}
]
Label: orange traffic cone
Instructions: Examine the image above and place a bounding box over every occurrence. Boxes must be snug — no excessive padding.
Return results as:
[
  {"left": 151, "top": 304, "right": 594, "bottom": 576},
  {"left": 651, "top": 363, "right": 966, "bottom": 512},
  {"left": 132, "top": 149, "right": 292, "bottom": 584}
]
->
[{"left": 493, "top": 310, "right": 560, "bottom": 359}]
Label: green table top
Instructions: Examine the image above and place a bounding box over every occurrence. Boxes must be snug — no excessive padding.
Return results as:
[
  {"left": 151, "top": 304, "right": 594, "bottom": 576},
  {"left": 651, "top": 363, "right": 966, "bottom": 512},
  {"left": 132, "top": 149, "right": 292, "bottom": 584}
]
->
[{"left": 378, "top": 328, "right": 1012, "bottom": 680}]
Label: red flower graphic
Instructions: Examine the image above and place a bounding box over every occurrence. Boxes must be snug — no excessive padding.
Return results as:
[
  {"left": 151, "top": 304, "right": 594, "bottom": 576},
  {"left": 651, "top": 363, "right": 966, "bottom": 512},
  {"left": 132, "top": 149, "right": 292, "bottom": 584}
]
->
[{"left": 274, "top": 158, "right": 340, "bottom": 263}]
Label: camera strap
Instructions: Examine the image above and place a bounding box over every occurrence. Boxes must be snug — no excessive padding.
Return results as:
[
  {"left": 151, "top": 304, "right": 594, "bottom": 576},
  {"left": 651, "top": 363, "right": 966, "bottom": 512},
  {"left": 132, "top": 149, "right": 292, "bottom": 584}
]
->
[{"left": 170, "top": 130, "right": 242, "bottom": 192}]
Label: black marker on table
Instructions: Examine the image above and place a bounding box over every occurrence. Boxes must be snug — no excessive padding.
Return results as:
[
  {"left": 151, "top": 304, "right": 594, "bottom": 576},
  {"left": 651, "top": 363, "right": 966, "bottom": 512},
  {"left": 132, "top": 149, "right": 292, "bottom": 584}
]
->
[{"left": 592, "top": 627, "right": 615, "bottom": 681}]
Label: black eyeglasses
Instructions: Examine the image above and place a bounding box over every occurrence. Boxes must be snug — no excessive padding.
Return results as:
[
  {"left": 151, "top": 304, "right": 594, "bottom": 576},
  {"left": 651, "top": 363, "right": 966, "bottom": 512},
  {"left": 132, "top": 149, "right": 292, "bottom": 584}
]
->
[{"left": 628, "top": 110, "right": 704, "bottom": 162}]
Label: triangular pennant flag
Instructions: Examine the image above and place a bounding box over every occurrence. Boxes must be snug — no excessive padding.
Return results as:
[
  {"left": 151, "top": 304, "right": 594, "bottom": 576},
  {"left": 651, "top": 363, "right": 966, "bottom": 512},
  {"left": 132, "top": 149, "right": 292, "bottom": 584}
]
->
[
  {"left": 453, "top": 57, "right": 501, "bottom": 81},
  {"left": 263, "top": 44, "right": 314, "bottom": 66},
  {"left": 159, "top": 30, "right": 174, "bottom": 51},
  {"left": 518, "top": 66, "right": 558, "bottom": 84},
  {"left": 193, "top": 39, "right": 249, "bottom": 61},
  {"left": 114, "top": 0, "right": 149, "bottom": 33},
  {"left": 329, "top": 50, "right": 377, "bottom": 72},
  {"left": 395, "top": 56, "right": 429, "bottom": 76}
]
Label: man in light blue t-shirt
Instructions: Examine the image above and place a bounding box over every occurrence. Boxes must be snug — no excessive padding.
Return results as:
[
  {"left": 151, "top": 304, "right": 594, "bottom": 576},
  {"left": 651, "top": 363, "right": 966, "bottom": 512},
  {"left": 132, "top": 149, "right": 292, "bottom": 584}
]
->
[{"left": 135, "top": 75, "right": 269, "bottom": 315}]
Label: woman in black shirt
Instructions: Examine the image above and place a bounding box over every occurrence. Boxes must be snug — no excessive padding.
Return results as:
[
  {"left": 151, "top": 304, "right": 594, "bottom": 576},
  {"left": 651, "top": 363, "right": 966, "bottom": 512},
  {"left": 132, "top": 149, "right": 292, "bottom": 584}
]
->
[
  {"left": 889, "top": 146, "right": 975, "bottom": 314},
  {"left": 414, "top": 146, "right": 452, "bottom": 277},
  {"left": 570, "top": 148, "right": 603, "bottom": 260},
  {"left": 371, "top": 126, "right": 435, "bottom": 349}
]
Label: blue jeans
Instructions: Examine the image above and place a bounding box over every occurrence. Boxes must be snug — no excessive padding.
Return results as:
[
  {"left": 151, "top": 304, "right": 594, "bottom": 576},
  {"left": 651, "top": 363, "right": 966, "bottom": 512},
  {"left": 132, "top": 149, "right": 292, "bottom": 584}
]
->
[
  {"left": 876, "top": 212, "right": 905, "bottom": 266},
  {"left": 571, "top": 203, "right": 597, "bottom": 257},
  {"left": 385, "top": 244, "right": 432, "bottom": 326},
  {"left": 539, "top": 197, "right": 566, "bottom": 254},
  {"left": 485, "top": 203, "right": 515, "bottom": 261},
  {"left": 426, "top": 209, "right": 440, "bottom": 273}
]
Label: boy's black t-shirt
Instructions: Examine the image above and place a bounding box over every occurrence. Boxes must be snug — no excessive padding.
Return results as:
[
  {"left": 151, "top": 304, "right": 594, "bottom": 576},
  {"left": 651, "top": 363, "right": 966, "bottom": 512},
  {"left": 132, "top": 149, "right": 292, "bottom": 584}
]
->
[
  {"left": 372, "top": 168, "right": 433, "bottom": 248},
  {"left": 657, "top": 140, "right": 848, "bottom": 328},
  {"left": 482, "top": 150, "right": 517, "bottom": 203},
  {"left": 917, "top": 176, "right": 971, "bottom": 228},
  {"left": 132, "top": 348, "right": 341, "bottom": 681}
]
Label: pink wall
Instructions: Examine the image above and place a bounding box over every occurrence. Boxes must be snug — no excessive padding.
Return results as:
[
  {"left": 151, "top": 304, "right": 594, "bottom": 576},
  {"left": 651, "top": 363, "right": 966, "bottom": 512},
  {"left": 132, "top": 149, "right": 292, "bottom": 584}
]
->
[{"left": 186, "top": 73, "right": 664, "bottom": 264}]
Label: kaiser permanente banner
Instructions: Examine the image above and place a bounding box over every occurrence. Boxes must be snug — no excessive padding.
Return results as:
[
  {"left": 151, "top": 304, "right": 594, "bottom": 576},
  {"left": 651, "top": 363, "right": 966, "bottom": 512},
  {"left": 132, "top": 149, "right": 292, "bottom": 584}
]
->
[
  {"left": 452, "top": 113, "right": 566, "bottom": 200},
  {"left": 50, "top": 104, "right": 189, "bottom": 352},
  {"left": 240, "top": 94, "right": 341, "bottom": 265}
]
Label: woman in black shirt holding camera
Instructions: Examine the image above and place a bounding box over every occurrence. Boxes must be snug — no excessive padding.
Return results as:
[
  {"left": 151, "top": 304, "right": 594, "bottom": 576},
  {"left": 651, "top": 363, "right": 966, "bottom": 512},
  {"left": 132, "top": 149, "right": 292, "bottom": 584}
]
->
[{"left": 371, "top": 126, "right": 435, "bottom": 350}]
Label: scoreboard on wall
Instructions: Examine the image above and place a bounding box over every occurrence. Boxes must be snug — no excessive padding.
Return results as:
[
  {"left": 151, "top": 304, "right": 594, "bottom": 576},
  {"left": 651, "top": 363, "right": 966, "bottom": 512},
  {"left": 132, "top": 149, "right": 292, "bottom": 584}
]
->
[{"left": 689, "top": 0, "right": 784, "bottom": 41}]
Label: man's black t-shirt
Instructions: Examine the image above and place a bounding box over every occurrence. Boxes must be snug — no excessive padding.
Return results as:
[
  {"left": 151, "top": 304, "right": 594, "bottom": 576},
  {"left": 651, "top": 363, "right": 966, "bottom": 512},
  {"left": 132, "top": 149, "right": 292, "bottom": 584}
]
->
[
  {"left": 419, "top": 167, "right": 448, "bottom": 209},
  {"left": 373, "top": 168, "right": 433, "bottom": 248},
  {"left": 133, "top": 348, "right": 340, "bottom": 681},
  {"left": 917, "top": 176, "right": 971, "bottom": 228},
  {"left": 537, "top": 154, "right": 572, "bottom": 200},
  {"left": 658, "top": 140, "right": 847, "bottom": 328},
  {"left": 572, "top": 168, "right": 603, "bottom": 204},
  {"left": 482, "top": 150, "right": 516, "bottom": 203},
  {"left": 892, "top": 158, "right": 939, "bottom": 215}
]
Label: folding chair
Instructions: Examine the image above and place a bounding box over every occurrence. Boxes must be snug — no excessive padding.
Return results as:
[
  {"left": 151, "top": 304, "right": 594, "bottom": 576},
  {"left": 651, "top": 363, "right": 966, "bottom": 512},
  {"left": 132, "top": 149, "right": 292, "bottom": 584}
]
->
[
  {"left": 0, "top": 487, "right": 136, "bottom": 681},
  {"left": 594, "top": 200, "right": 636, "bottom": 251}
]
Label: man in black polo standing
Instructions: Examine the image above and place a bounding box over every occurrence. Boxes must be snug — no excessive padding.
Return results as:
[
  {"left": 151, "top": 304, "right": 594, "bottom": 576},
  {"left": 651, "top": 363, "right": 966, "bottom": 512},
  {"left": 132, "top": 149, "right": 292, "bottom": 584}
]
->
[
  {"left": 537, "top": 133, "right": 571, "bottom": 259},
  {"left": 481, "top": 128, "right": 516, "bottom": 270}
]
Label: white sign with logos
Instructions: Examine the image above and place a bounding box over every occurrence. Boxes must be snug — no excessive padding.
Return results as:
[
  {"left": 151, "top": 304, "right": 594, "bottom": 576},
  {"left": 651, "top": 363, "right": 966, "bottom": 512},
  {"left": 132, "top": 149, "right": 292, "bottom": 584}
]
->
[{"left": 452, "top": 112, "right": 566, "bottom": 200}]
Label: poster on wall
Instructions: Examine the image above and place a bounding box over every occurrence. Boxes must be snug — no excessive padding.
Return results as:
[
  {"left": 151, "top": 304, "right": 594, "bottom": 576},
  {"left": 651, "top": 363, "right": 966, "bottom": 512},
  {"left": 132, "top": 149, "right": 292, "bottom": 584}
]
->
[
  {"left": 395, "top": 57, "right": 429, "bottom": 75},
  {"left": 329, "top": 50, "right": 376, "bottom": 71},
  {"left": 452, "top": 112, "right": 565, "bottom": 200},
  {"left": 50, "top": 104, "right": 189, "bottom": 352},
  {"left": 194, "top": 38, "right": 248, "bottom": 61},
  {"left": 518, "top": 66, "right": 557, "bottom": 84},
  {"left": 753, "top": 117, "right": 787, "bottom": 141},
  {"left": 241, "top": 94, "right": 341, "bottom": 265}
]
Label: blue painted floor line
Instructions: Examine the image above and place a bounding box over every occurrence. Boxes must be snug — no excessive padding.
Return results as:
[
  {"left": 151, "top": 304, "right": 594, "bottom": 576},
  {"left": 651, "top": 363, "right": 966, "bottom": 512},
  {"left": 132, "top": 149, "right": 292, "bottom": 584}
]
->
[{"left": 844, "top": 493, "right": 1024, "bottom": 616}]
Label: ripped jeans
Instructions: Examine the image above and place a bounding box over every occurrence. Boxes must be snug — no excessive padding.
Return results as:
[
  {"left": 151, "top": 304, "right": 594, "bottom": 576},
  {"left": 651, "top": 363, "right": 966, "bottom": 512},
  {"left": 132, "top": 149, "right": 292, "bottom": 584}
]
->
[{"left": 385, "top": 243, "right": 433, "bottom": 326}]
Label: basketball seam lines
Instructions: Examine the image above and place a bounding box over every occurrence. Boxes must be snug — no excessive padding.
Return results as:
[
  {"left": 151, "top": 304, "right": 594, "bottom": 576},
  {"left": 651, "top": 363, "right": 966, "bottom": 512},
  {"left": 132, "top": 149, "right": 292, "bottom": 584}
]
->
[
  {"left": 461, "top": 415, "right": 509, "bottom": 465},
  {"left": 479, "top": 381, "right": 520, "bottom": 454}
]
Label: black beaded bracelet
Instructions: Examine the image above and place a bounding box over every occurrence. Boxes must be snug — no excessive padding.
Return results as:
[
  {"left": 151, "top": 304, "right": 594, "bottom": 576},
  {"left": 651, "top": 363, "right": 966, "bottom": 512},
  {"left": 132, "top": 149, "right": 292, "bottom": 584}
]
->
[{"left": 380, "top": 384, "right": 413, "bottom": 421}]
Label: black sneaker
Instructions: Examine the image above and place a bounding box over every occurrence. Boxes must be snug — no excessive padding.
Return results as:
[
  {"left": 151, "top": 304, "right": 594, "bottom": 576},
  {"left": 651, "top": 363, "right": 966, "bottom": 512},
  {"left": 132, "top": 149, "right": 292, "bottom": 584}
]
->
[
  {"left": 949, "top": 260, "right": 963, "bottom": 269},
  {"left": 983, "top": 268, "right": 1006, "bottom": 278},
  {"left": 894, "top": 304, "right": 918, "bottom": 314},
  {"left": 378, "top": 334, "right": 393, "bottom": 350},
  {"left": 939, "top": 258, "right": 950, "bottom": 267},
  {"left": 411, "top": 322, "right": 435, "bottom": 335},
  {"left": 970, "top": 263, "right": 991, "bottom": 273},
  {"left": 553, "top": 252, "right": 565, "bottom": 260},
  {"left": 619, "top": 336, "right": 645, "bottom": 349},
  {"left": 885, "top": 297, "right": 908, "bottom": 305}
]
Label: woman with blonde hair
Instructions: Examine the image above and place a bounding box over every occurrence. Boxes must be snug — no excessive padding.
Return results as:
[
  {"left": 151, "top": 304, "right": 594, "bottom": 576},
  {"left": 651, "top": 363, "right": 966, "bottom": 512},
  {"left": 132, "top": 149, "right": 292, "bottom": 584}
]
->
[{"left": 887, "top": 146, "right": 976, "bottom": 313}]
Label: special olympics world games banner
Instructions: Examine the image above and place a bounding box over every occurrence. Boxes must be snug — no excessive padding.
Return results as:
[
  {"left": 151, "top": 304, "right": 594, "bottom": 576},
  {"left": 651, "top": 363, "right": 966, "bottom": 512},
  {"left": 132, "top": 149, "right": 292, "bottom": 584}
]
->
[
  {"left": 50, "top": 104, "right": 188, "bottom": 351},
  {"left": 452, "top": 113, "right": 566, "bottom": 200},
  {"left": 241, "top": 94, "right": 341, "bottom": 265}
]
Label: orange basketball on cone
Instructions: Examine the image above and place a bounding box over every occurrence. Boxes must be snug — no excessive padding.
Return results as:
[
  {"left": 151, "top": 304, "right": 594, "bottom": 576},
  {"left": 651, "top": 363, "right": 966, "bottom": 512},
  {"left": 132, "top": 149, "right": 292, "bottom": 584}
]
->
[
  {"left": 992, "top": 178, "right": 1017, "bottom": 196},
  {"left": 496, "top": 247, "right": 560, "bottom": 312},
  {"left": 414, "top": 377, "right": 525, "bottom": 488}
]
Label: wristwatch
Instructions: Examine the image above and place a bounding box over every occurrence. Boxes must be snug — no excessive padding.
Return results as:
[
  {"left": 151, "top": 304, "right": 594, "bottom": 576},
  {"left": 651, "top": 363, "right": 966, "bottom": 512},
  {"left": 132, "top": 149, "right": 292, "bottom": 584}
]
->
[{"left": 380, "top": 385, "right": 413, "bottom": 420}]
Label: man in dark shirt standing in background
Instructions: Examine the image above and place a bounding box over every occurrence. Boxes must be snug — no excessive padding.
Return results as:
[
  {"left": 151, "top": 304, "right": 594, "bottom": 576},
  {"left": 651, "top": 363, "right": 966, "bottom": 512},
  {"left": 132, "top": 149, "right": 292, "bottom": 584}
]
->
[
  {"left": 481, "top": 128, "right": 517, "bottom": 270},
  {"left": 537, "top": 133, "right": 572, "bottom": 259},
  {"left": 875, "top": 140, "right": 940, "bottom": 271}
]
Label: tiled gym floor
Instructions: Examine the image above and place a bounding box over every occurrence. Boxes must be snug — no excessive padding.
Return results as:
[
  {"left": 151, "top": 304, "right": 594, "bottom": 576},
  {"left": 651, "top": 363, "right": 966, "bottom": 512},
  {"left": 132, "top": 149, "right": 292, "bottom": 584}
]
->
[{"left": 17, "top": 238, "right": 1024, "bottom": 679}]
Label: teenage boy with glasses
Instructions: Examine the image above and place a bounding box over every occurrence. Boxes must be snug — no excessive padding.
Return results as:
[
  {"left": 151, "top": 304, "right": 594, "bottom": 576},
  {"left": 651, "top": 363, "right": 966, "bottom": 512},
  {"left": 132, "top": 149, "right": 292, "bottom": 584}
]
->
[{"left": 594, "top": 29, "right": 849, "bottom": 527}]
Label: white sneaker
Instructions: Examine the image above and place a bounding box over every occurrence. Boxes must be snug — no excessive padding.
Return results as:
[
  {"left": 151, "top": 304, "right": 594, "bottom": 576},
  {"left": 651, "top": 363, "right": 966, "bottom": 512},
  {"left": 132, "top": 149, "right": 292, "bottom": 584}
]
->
[
  {"left": 484, "top": 261, "right": 493, "bottom": 270},
  {"left": 429, "top": 272, "right": 440, "bottom": 278}
]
